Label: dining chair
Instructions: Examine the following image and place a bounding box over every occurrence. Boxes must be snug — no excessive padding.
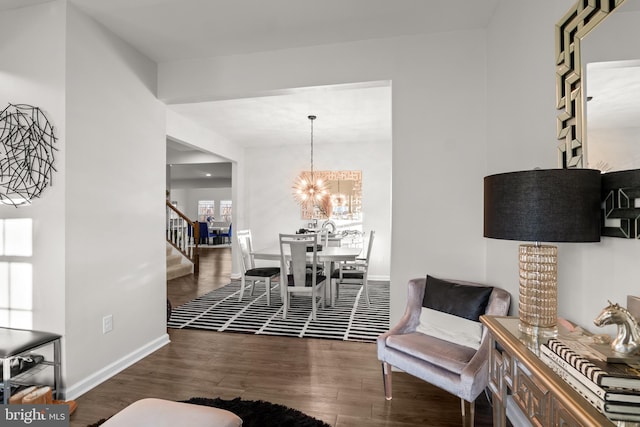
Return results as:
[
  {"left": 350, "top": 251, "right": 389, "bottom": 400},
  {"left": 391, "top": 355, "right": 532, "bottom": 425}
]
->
[
  {"left": 279, "top": 233, "right": 326, "bottom": 320},
  {"left": 306, "top": 229, "right": 329, "bottom": 272},
  {"left": 198, "top": 222, "right": 210, "bottom": 245},
  {"left": 330, "top": 230, "right": 375, "bottom": 306},
  {"left": 208, "top": 227, "right": 219, "bottom": 245},
  {"left": 219, "top": 223, "right": 232, "bottom": 244},
  {"left": 187, "top": 223, "right": 194, "bottom": 245},
  {"left": 236, "top": 229, "right": 280, "bottom": 305}
]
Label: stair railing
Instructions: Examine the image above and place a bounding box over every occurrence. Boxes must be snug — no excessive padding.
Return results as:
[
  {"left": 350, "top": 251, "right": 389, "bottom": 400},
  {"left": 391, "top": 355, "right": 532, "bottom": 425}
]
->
[{"left": 166, "top": 200, "right": 199, "bottom": 274}]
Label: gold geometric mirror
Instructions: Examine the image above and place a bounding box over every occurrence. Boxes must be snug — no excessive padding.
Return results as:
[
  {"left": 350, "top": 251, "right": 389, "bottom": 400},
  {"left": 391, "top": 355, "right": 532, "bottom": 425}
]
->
[
  {"left": 555, "top": 0, "right": 640, "bottom": 238},
  {"left": 299, "top": 170, "right": 362, "bottom": 220},
  {"left": 555, "top": 0, "right": 625, "bottom": 168}
]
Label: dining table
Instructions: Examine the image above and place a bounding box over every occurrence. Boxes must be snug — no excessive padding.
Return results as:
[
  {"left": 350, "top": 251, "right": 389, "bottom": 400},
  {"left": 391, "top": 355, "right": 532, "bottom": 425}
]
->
[{"left": 252, "top": 245, "right": 362, "bottom": 306}]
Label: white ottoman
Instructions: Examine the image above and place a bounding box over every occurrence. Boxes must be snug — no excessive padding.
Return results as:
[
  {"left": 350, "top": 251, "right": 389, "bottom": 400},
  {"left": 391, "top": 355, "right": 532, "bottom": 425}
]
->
[{"left": 102, "top": 398, "right": 243, "bottom": 427}]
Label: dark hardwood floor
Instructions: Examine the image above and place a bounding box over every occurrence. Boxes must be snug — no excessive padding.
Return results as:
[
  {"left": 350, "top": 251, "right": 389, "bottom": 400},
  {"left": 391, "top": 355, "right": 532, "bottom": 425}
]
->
[{"left": 70, "top": 247, "right": 494, "bottom": 427}]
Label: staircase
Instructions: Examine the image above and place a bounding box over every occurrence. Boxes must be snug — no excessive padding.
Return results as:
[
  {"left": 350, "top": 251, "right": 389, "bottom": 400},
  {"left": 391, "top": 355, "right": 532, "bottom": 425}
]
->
[
  {"left": 167, "top": 243, "right": 193, "bottom": 280},
  {"left": 166, "top": 200, "right": 200, "bottom": 275}
]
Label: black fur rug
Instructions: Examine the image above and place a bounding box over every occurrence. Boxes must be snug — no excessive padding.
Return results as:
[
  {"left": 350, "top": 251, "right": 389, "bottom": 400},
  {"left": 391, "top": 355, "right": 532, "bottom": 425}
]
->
[
  {"left": 88, "top": 397, "right": 331, "bottom": 427},
  {"left": 182, "top": 397, "right": 331, "bottom": 427}
]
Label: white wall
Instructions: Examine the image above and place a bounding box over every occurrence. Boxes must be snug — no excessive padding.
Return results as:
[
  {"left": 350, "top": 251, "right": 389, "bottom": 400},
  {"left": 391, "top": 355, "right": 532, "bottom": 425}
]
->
[
  {"left": 486, "top": 0, "right": 640, "bottom": 334},
  {"left": 170, "top": 187, "right": 232, "bottom": 221},
  {"left": 159, "top": 30, "right": 488, "bottom": 323},
  {"left": 0, "top": 0, "right": 169, "bottom": 399},
  {"left": 245, "top": 140, "right": 391, "bottom": 279},
  {"left": 63, "top": 3, "right": 168, "bottom": 396},
  {"left": 166, "top": 109, "right": 243, "bottom": 273},
  {"left": 0, "top": 1, "right": 66, "bottom": 337}
]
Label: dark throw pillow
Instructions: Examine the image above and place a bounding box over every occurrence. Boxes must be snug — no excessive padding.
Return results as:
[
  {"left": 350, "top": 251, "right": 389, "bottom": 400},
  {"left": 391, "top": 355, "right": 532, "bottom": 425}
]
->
[{"left": 423, "top": 275, "right": 493, "bottom": 321}]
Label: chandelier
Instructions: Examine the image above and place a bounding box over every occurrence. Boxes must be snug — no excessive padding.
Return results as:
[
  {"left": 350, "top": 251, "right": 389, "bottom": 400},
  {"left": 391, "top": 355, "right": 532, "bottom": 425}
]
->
[{"left": 293, "top": 115, "right": 328, "bottom": 212}]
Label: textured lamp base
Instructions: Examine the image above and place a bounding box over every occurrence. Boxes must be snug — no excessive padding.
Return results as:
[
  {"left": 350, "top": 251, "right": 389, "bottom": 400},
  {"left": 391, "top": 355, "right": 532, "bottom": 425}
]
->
[{"left": 518, "top": 244, "right": 558, "bottom": 337}]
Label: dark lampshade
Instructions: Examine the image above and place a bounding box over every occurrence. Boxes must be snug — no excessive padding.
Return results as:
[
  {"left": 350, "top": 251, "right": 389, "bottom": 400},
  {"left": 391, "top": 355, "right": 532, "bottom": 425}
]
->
[{"left": 484, "top": 168, "right": 601, "bottom": 243}]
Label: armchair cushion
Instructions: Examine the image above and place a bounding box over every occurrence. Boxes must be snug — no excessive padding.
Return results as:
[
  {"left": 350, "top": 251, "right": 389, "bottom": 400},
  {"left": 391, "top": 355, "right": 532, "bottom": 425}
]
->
[
  {"left": 386, "top": 332, "right": 476, "bottom": 374},
  {"left": 416, "top": 308, "right": 483, "bottom": 350},
  {"left": 422, "top": 275, "right": 493, "bottom": 321}
]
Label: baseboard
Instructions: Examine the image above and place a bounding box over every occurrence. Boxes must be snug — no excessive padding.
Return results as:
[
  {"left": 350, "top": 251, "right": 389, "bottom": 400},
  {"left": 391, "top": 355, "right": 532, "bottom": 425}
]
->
[{"left": 63, "top": 333, "right": 170, "bottom": 400}]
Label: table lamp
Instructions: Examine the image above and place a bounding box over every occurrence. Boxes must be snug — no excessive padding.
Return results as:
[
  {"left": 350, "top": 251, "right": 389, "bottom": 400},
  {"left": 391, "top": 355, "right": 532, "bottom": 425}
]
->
[{"left": 484, "top": 168, "right": 601, "bottom": 337}]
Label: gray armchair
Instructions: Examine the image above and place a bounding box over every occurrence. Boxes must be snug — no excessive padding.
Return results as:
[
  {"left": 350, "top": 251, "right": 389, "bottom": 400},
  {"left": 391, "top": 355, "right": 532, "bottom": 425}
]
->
[{"left": 377, "top": 276, "right": 510, "bottom": 426}]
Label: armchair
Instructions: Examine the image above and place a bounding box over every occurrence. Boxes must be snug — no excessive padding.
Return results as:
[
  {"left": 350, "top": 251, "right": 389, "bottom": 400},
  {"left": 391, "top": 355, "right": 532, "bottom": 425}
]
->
[{"left": 377, "top": 276, "right": 510, "bottom": 427}]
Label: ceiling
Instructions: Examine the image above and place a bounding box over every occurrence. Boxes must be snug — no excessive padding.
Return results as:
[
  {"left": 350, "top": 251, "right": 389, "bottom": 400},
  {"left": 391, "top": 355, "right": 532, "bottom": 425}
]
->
[
  {"left": 0, "top": 0, "right": 500, "bottom": 62},
  {"left": 170, "top": 83, "right": 392, "bottom": 148},
  {"left": 1, "top": 0, "right": 499, "bottom": 179}
]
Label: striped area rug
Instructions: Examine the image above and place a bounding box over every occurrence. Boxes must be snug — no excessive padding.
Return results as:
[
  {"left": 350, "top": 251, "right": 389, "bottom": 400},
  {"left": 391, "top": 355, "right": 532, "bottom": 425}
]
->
[{"left": 167, "top": 280, "right": 390, "bottom": 343}]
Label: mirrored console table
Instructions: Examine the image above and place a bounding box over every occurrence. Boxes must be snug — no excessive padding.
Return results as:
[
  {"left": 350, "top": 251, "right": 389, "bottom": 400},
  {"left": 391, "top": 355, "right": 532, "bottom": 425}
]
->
[{"left": 480, "top": 316, "right": 616, "bottom": 426}]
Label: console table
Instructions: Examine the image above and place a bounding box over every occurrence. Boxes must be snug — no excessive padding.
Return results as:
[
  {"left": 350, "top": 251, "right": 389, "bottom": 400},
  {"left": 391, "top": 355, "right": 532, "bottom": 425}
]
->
[
  {"left": 0, "top": 327, "right": 62, "bottom": 404},
  {"left": 480, "top": 316, "right": 614, "bottom": 426}
]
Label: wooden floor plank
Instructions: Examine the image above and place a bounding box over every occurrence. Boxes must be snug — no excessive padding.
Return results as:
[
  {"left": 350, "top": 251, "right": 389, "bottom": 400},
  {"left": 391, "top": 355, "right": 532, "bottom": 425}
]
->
[{"left": 70, "top": 247, "right": 493, "bottom": 426}]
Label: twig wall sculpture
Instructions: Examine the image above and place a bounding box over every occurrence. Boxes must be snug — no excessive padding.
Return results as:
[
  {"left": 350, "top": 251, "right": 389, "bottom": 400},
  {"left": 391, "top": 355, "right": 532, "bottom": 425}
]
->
[{"left": 0, "top": 103, "right": 57, "bottom": 207}]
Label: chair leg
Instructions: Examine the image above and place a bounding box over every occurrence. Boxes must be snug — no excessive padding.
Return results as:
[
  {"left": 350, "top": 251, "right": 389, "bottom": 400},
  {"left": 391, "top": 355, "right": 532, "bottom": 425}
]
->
[
  {"left": 324, "top": 280, "right": 332, "bottom": 306},
  {"left": 283, "top": 291, "right": 288, "bottom": 319},
  {"left": 330, "top": 278, "right": 337, "bottom": 307},
  {"left": 363, "top": 274, "right": 370, "bottom": 307},
  {"left": 265, "top": 279, "right": 271, "bottom": 306},
  {"left": 239, "top": 277, "right": 246, "bottom": 301},
  {"left": 382, "top": 362, "right": 392, "bottom": 400},
  {"left": 312, "top": 291, "right": 317, "bottom": 321},
  {"left": 460, "top": 398, "right": 475, "bottom": 427}
]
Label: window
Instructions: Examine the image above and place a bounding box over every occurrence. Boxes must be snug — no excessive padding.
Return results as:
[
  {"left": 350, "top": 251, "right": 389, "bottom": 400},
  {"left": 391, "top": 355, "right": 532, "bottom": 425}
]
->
[
  {"left": 0, "top": 218, "right": 33, "bottom": 329},
  {"left": 198, "top": 200, "right": 215, "bottom": 222},
  {"left": 220, "top": 200, "right": 232, "bottom": 223}
]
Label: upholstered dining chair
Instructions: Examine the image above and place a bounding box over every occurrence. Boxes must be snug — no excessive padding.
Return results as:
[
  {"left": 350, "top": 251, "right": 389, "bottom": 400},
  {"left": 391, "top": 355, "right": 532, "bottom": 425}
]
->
[
  {"left": 377, "top": 275, "right": 510, "bottom": 427},
  {"left": 198, "top": 222, "right": 209, "bottom": 245},
  {"left": 208, "top": 227, "right": 219, "bottom": 245},
  {"left": 330, "top": 230, "right": 375, "bottom": 306},
  {"left": 219, "top": 223, "right": 232, "bottom": 244},
  {"left": 279, "top": 233, "right": 326, "bottom": 320},
  {"left": 236, "top": 229, "right": 280, "bottom": 305}
]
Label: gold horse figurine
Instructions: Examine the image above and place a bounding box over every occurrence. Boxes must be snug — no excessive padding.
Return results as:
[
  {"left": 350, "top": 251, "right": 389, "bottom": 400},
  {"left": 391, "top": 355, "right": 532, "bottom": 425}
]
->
[{"left": 594, "top": 301, "right": 640, "bottom": 355}]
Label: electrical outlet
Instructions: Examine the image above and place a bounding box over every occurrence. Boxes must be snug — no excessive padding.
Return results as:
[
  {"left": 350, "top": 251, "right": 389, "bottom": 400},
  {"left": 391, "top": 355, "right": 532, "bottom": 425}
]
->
[{"left": 103, "top": 314, "right": 113, "bottom": 334}]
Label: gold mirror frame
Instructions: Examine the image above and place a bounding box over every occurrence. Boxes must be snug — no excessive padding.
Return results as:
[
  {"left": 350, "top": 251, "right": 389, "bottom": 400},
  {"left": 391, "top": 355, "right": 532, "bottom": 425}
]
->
[
  {"left": 556, "top": 0, "right": 626, "bottom": 168},
  {"left": 556, "top": 0, "right": 640, "bottom": 238}
]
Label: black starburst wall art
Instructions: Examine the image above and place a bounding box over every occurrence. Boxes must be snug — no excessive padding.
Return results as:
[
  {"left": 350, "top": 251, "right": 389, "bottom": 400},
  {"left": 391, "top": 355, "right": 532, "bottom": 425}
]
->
[{"left": 0, "top": 103, "right": 57, "bottom": 207}]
